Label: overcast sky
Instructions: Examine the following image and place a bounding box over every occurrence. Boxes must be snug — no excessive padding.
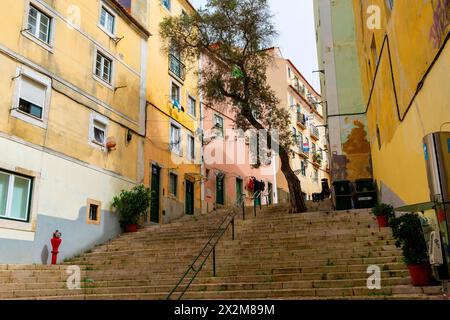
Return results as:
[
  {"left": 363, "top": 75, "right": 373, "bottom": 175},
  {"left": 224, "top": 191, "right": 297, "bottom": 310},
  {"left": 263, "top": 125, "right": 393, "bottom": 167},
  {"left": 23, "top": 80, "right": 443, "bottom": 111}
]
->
[{"left": 188, "top": 0, "right": 320, "bottom": 92}]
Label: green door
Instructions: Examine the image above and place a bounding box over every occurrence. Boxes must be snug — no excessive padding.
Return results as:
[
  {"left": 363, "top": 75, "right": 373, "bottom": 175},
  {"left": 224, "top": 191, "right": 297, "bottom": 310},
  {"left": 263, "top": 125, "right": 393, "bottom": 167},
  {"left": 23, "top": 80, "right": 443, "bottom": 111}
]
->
[
  {"left": 216, "top": 175, "right": 225, "bottom": 205},
  {"left": 150, "top": 165, "right": 160, "bottom": 223},
  {"left": 236, "top": 178, "right": 243, "bottom": 204},
  {"left": 185, "top": 180, "right": 194, "bottom": 215},
  {"left": 268, "top": 182, "right": 273, "bottom": 205}
]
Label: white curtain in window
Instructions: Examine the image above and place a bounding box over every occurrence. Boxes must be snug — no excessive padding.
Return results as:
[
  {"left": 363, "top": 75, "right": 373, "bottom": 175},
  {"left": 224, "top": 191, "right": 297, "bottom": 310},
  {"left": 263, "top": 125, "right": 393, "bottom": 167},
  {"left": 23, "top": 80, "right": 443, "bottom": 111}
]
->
[
  {"left": 21, "top": 76, "right": 46, "bottom": 107},
  {"left": 0, "top": 173, "right": 9, "bottom": 217}
]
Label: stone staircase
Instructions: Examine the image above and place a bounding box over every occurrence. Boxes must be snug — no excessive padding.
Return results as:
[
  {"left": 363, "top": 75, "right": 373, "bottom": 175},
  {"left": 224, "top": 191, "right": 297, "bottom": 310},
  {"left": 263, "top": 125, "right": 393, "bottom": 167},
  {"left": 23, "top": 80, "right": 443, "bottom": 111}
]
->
[{"left": 0, "top": 202, "right": 445, "bottom": 300}]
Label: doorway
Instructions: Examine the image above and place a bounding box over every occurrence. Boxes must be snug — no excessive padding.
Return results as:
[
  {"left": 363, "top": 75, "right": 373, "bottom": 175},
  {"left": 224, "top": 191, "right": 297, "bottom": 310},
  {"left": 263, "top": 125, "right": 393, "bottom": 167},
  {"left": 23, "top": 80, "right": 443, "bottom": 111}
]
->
[
  {"left": 267, "top": 182, "right": 273, "bottom": 205},
  {"left": 236, "top": 178, "right": 243, "bottom": 205},
  {"left": 150, "top": 165, "right": 160, "bottom": 223},
  {"left": 216, "top": 174, "right": 225, "bottom": 205},
  {"left": 185, "top": 180, "right": 194, "bottom": 215}
]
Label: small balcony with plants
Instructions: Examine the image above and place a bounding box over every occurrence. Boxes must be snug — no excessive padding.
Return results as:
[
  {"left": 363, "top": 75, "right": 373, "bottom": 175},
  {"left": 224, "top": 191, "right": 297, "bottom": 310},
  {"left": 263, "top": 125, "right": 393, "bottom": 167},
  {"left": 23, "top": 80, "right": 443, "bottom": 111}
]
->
[{"left": 312, "top": 152, "right": 322, "bottom": 167}]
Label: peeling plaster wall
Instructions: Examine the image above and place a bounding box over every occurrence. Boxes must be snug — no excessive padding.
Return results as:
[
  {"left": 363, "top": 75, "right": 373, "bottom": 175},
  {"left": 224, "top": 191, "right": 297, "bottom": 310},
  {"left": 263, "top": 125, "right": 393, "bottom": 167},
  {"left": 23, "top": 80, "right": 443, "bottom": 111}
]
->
[{"left": 314, "top": 0, "right": 372, "bottom": 183}]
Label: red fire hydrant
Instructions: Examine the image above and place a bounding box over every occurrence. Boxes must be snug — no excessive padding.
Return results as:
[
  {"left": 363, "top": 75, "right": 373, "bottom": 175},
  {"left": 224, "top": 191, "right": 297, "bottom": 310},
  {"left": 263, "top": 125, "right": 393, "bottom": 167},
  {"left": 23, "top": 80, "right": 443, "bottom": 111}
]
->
[{"left": 50, "top": 230, "right": 62, "bottom": 265}]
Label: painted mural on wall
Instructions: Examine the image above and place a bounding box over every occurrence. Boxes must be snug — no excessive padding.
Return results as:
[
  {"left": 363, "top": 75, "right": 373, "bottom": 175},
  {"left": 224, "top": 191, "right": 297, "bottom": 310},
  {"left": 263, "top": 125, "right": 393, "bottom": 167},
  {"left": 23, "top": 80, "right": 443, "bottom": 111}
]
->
[
  {"left": 430, "top": 0, "right": 450, "bottom": 48},
  {"left": 331, "top": 117, "right": 372, "bottom": 182}
]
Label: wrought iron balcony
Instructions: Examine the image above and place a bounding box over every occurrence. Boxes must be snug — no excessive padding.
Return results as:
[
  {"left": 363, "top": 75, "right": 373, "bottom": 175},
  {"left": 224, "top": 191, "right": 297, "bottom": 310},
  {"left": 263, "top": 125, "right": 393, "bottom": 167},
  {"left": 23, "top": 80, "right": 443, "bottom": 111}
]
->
[
  {"left": 297, "top": 112, "right": 307, "bottom": 128},
  {"left": 310, "top": 125, "right": 320, "bottom": 140},
  {"left": 169, "top": 53, "right": 186, "bottom": 81}
]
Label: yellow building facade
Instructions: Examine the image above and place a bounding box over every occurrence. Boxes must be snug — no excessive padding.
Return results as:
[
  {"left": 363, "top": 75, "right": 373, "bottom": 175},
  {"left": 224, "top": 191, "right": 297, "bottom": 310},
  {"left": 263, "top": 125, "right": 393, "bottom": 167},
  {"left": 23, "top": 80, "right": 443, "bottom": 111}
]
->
[
  {"left": 138, "top": 0, "right": 202, "bottom": 224},
  {"left": 266, "top": 48, "right": 330, "bottom": 202},
  {"left": 352, "top": 0, "right": 450, "bottom": 206},
  {"left": 0, "top": 0, "right": 149, "bottom": 263}
]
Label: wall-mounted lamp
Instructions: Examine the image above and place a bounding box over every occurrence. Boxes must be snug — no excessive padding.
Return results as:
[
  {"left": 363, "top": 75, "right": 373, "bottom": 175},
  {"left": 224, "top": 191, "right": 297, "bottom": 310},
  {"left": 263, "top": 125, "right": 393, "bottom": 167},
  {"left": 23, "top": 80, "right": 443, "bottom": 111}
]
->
[
  {"left": 126, "top": 129, "right": 133, "bottom": 143},
  {"left": 112, "top": 36, "right": 125, "bottom": 45},
  {"left": 114, "top": 85, "right": 128, "bottom": 93},
  {"left": 312, "top": 70, "right": 325, "bottom": 75}
]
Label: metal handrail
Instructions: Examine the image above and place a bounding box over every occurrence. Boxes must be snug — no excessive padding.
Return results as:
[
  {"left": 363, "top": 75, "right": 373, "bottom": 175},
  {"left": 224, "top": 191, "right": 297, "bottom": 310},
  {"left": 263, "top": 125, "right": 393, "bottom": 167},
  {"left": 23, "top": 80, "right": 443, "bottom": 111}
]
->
[
  {"left": 166, "top": 194, "right": 245, "bottom": 300},
  {"left": 252, "top": 190, "right": 262, "bottom": 217}
]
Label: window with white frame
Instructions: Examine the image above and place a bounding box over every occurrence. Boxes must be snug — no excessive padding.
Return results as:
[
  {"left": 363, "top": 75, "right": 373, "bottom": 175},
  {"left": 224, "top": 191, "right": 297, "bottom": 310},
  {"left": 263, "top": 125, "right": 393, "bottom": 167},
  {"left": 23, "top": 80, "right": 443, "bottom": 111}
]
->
[
  {"left": 90, "top": 115, "right": 108, "bottom": 147},
  {"left": 313, "top": 168, "right": 319, "bottom": 182},
  {"left": 0, "top": 170, "right": 32, "bottom": 222},
  {"left": 17, "top": 76, "right": 46, "bottom": 119},
  {"left": 162, "top": 0, "right": 171, "bottom": 10},
  {"left": 169, "top": 173, "right": 178, "bottom": 196},
  {"left": 187, "top": 96, "right": 196, "bottom": 117},
  {"left": 171, "top": 82, "right": 181, "bottom": 104},
  {"left": 27, "top": 5, "right": 52, "bottom": 44},
  {"left": 170, "top": 123, "right": 182, "bottom": 154},
  {"left": 214, "top": 114, "right": 224, "bottom": 137},
  {"left": 187, "top": 134, "right": 195, "bottom": 161},
  {"left": 95, "top": 51, "right": 113, "bottom": 84},
  {"left": 99, "top": 5, "right": 115, "bottom": 35},
  {"left": 301, "top": 161, "right": 306, "bottom": 176}
]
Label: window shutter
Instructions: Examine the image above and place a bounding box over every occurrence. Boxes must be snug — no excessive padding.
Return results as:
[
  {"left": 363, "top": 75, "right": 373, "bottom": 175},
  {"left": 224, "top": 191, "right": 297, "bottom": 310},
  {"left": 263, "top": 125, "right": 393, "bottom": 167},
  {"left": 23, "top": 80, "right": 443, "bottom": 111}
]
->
[{"left": 21, "top": 76, "right": 46, "bottom": 107}]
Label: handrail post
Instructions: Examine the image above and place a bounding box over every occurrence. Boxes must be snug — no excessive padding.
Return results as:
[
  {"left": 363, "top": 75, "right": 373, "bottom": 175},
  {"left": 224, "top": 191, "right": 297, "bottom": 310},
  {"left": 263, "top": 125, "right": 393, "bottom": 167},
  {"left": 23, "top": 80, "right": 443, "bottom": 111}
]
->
[
  {"left": 254, "top": 196, "right": 257, "bottom": 217},
  {"left": 212, "top": 246, "right": 216, "bottom": 277},
  {"left": 242, "top": 195, "right": 245, "bottom": 221},
  {"left": 231, "top": 218, "right": 235, "bottom": 241}
]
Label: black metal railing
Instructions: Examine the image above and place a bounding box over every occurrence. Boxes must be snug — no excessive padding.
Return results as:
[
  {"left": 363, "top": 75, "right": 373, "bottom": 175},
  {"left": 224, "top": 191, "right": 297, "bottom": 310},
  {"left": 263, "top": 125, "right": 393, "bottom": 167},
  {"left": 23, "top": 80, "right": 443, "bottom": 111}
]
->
[
  {"left": 297, "top": 112, "right": 306, "bottom": 127},
  {"left": 169, "top": 53, "right": 186, "bottom": 81},
  {"left": 166, "top": 191, "right": 270, "bottom": 300},
  {"left": 310, "top": 125, "right": 320, "bottom": 139},
  {"left": 166, "top": 194, "right": 246, "bottom": 300}
]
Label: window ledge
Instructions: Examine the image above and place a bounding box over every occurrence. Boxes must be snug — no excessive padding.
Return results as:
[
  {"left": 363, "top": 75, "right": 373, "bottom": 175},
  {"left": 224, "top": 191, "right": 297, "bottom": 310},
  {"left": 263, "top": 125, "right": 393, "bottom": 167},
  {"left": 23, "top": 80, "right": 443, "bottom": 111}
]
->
[
  {"left": 0, "top": 217, "right": 34, "bottom": 232},
  {"left": 92, "top": 74, "right": 114, "bottom": 91},
  {"left": 22, "top": 31, "right": 54, "bottom": 53},
  {"left": 10, "top": 109, "right": 47, "bottom": 129},
  {"left": 97, "top": 23, "right": 117, "bottom": 40}
]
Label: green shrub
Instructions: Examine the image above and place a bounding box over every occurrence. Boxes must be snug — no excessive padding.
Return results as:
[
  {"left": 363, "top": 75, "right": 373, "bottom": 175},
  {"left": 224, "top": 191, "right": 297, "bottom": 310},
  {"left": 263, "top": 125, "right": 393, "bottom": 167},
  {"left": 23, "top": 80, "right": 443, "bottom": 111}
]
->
[
  {"left": 371, "top": 203, "right": 395, "bottom": 218},
  {"left": 389, "top": 213, "right": 429, "bottom": 265},
  {"left": 112, "top": 184, "right": 151, "bottom": 227}
]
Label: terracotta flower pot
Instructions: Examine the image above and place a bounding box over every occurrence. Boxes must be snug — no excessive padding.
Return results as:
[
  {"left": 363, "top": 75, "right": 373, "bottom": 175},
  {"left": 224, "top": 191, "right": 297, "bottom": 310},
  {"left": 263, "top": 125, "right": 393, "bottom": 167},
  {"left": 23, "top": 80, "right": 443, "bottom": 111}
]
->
[
  {"left": 376, "top": 215, "right": 389, "bottom": 228},
  {"left": 125, "top": 224, "right": 138, "bottom": 233},
  {"left": 408, "top": 264, "right": 434, "bottom": 286}
]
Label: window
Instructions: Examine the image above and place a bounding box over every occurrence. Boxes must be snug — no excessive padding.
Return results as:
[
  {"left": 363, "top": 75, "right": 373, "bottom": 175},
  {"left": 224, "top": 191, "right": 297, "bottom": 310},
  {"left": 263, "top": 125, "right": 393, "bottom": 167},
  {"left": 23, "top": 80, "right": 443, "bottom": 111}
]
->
[
  {"left": 301, "top": 161, "right": 306, "bottom": 176},
  {"left": 214, "top": 115, "right": 224, "bottom": 137},
  {"left": 297, "top": 132, "right": 303, "bottom": 148},
  {"left": 170, "top": 123, "right": 182, "bottom": 154},
  {"left": 169, "top": 173, "right": 178, "bottom": 196},
  {"left": 287, "top": 67, "right": 291, "bottom": 78},
  {"left": 86, "top": 199, "right": 101, "bottom": 225},
  {"left": 0, "top": 170, "right": 32, "bottom": 222},
  {"left": 90, "top": 114, "right": 108, "bottom": 147},
  {"left": 187, "top": 135, "right": 195, "bottom": 161},
  {"left": 95, "top": 51, "right": 113, "bottom": 84},
  {"left": 289, "top": 95, "right": 295, "bottom": 108},
  {"left": 313, "top": 169, "right": 319, "bottom": 182},
  {"left": 171, "top": 82, "right": 181, "bottom": 104},
  {"left": 99, "top": 5, "right": 115, "bottom": 35},
  {"left": 162, "top": 0, "right": 171, "bottom": 10},
  {"left": 17, "top": 76, "right": 46, "bottom": 119},
  {"left": 188, "top": 96, "right": 196, "bottom": 117},
  {"left": 312, "top": 143, "right": 316, "bottom": 154},
  {"left": 169, "top": 46, "right": 185, "bottom": 81},
  {"left": 27, "top": 5, "right": 52, "bottom": 44}
]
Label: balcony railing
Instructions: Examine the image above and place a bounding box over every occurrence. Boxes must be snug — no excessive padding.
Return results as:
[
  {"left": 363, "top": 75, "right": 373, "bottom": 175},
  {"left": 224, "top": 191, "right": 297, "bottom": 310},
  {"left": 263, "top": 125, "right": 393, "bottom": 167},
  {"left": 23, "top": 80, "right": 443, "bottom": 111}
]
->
[
  {"left": 169, "top": 53, "right": 186, "bottom": 81},
  {"left": 310, "top": 125, "right": 320, "bottom": 140},
  {"left": 312, "top": 152, "right": 322, "bottom": 166},
  {"left": 297, "top": 112, "right": 307, "bottom": 128}
]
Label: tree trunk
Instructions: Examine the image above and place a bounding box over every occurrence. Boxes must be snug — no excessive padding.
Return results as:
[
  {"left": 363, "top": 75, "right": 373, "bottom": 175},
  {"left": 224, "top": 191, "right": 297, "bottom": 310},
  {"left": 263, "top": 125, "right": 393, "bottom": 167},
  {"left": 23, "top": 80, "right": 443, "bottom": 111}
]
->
[{"left": 279, "top": 147, "right": 307, "bottom": 213}]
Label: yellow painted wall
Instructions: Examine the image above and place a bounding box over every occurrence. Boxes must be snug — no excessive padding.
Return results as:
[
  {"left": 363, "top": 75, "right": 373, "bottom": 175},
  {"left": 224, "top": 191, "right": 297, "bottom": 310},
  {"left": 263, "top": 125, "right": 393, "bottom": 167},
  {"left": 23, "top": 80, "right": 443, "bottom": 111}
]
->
[
  {"left": 144, "top": 0, "right": 201, "bottom": 221},
  {"left": 352, "top": 0, "right": 450, "bottom": 205},
  {"left": 0, "top": 0, "right": 147, "bottom": 182}
]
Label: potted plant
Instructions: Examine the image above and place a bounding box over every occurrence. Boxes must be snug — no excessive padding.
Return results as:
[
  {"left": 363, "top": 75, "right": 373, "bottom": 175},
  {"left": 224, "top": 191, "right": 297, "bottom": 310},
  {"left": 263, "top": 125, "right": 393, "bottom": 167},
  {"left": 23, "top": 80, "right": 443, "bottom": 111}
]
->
[
  {"left": 371, "top": 203, "right": 394, "bottom": 227},
  {"left": 112, "top": 184, "right": 151, "bottom": 233},
  {"left": 390, "top": 213, "right": 434, "bottom": 286}
]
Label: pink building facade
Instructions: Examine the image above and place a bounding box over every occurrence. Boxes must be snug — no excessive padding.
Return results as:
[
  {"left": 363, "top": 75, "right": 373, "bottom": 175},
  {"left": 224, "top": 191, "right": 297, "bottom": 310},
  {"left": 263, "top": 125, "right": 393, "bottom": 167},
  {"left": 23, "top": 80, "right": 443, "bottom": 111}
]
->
[{"left": 200, "top": 54, "right": 278, "bottom": 212}]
